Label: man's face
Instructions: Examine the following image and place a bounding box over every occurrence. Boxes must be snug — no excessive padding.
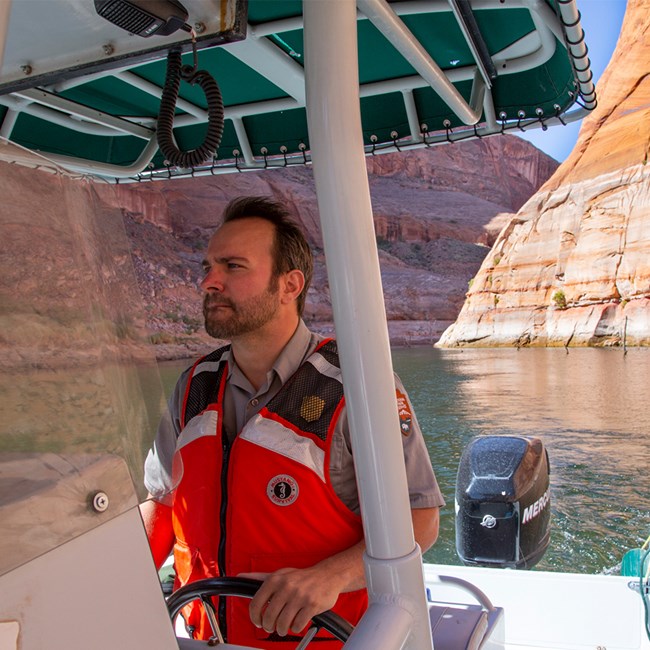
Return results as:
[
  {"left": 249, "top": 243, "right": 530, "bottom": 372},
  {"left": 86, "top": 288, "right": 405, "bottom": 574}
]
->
[{"left": 200, "top": 218, "right": 280, "bottom": 340}]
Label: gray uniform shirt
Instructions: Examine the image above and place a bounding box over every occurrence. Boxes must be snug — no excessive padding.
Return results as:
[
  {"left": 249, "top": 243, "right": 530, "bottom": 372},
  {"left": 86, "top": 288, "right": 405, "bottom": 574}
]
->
[{"left": 144, "top": 321, "right": 445, "bottom": 514}]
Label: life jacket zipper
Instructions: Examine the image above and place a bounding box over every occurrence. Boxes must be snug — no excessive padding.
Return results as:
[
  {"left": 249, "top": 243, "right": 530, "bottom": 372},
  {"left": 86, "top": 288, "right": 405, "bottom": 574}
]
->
[{"left": 217, "top": 432, "right": 231, "bottom": 639}]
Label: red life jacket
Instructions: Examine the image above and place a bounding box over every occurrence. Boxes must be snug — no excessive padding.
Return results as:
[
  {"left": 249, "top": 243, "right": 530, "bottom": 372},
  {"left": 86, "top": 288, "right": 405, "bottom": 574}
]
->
[{"left": 171, "top": 340, "right": 367, "bottom": 647}]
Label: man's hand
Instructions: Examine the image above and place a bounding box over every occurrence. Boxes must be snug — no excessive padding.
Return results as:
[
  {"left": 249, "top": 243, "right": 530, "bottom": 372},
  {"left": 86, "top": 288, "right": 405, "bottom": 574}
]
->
[
  {"left": 240, "top": 541, "right": 366, "bottom": 637},
  {"left": 239, "top": 507, "right": 439, "bottom": 637},
  {"left": 242, "top": 566, "right": 345, "bottom": 636}
]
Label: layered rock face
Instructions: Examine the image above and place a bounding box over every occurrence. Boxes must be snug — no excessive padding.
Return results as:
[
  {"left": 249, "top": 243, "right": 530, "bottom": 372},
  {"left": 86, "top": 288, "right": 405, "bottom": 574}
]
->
[
  {"left": 0, "top": 131, "right": 555, "bottom": 367},
  {"left": 94, "top": 135, "right": 555, "bottom": 349},
  {"left": 438, "top": 0, "right": 650, "bottom": 348}
]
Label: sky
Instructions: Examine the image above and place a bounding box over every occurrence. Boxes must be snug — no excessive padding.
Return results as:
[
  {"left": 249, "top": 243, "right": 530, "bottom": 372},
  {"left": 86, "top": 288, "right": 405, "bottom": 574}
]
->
[{"left": 514, "top": 0, "right": 628, "bottom": 162}]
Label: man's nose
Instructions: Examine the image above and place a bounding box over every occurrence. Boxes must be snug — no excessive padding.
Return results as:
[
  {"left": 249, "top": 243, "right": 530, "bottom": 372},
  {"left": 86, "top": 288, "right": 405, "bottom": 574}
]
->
[{"left": 200, "top": 267, "right": 224, "bottom": 292}]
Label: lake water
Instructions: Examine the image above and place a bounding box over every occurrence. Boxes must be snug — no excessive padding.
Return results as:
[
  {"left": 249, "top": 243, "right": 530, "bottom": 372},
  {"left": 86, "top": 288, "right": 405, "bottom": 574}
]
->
[{"left": 157, "top": 346, "right": 650, "bottom": 575}]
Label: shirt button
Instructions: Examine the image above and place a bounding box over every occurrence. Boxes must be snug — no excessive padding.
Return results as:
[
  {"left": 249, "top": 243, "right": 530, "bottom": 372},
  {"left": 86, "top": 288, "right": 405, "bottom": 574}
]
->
[{"left": 250, "top": 398, "right": 259, "bottom": 407}]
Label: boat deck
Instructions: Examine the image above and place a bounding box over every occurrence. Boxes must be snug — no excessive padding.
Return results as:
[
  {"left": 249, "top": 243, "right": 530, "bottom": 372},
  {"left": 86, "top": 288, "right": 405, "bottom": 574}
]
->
[{"left": 424, "top": 563, "right": 650, "bottom": 650}]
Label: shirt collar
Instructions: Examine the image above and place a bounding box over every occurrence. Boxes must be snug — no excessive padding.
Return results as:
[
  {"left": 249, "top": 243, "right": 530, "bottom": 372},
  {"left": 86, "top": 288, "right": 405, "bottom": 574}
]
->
[
  {"left": 273, "top": 319, "right": 313, "bottom": 385},
  {"left": 222, "top": 319, "right": 313, "bottom": 394}
]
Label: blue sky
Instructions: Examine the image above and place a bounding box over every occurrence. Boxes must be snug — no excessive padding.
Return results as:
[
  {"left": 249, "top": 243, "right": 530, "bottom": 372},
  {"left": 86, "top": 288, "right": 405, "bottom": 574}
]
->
[{"left": 515, "top": 0, "right": 627, "bottom": 162}]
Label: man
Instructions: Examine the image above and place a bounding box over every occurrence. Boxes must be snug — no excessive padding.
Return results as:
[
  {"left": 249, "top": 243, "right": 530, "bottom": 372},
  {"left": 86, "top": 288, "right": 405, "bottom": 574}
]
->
[{"left": 141, "top": 196, "right": 445, "bottom": 647}]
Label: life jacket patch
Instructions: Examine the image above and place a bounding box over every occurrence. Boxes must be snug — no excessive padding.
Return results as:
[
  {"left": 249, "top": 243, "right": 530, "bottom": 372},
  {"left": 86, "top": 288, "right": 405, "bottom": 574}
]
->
[
  {"left": 396, "top": 389, "right": 412, "bottom": 436},
  {"left": 267, "top": 475, "right": 299, "bottom": 506},
  {"left": 300, "top": 395, "right": 325, "bottom": 423}
]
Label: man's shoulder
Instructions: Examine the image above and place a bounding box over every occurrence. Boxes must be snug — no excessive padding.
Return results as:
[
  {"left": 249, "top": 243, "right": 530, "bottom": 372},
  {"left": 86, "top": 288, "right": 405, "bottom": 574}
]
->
[
  {"left": 304, "top": 329, "right": 338, "bottom": 354},
  {"left": 178, "top": 344, "right": 232, "bottom": 425},
  {"left": 174, "top": 344, "right": 231, "bottom": 395},
  {"left": 185, "top": 344, "right": 232, "bottom": 377},
  {"left": 197, "top": 343, "right": 232, "bottom": 365}
]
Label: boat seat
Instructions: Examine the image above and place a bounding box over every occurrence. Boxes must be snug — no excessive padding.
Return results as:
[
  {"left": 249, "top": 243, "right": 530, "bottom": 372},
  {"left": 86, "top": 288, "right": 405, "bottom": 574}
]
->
[{"left": 428, "top": 575, "right": 505, "bottom": 650}]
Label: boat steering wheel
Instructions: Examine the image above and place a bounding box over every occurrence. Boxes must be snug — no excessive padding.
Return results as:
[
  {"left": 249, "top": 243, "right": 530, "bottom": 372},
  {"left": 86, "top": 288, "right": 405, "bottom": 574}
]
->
[{"left": 167, "top": 577, "right": 353, "bottom": 648}]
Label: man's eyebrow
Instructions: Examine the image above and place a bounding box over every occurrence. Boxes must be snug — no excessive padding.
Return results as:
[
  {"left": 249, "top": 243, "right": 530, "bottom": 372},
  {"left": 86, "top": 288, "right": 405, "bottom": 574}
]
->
[{"left": 202, "top": 255, "right": 249, "bottom": 265}]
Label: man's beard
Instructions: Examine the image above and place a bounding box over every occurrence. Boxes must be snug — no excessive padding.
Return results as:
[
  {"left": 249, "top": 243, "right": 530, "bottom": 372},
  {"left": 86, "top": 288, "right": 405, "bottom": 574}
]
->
[{"left": 203, "top": 279, "right": 280, "bottom": 340}]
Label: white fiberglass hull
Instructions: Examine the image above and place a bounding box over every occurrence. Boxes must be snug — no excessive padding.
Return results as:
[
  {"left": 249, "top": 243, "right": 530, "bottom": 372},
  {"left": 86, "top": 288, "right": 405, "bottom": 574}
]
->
[{"left": 423, "top": 562, "right": 648, "bottom": 650}]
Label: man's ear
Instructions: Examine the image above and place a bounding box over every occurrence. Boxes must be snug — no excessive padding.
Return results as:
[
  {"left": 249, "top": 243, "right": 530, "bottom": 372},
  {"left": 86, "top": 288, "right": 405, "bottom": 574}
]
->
[{"left": 280, "top": 269, "right": 305, "bottom": 305}]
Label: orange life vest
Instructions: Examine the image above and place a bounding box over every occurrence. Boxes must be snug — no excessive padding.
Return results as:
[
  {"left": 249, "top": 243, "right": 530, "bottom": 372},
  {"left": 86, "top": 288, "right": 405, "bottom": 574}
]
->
[{"left": 171, "top": 340, "right": 367, "bottom": 647}]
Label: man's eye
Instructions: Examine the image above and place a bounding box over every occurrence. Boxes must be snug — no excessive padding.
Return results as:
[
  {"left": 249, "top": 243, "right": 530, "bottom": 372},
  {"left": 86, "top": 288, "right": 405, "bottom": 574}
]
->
[
  {"left": 227, "top": 262, "right": 242, "bottom": 269},
  {"left": 202, "top": 265, "right": 210, "bottom": 274}
]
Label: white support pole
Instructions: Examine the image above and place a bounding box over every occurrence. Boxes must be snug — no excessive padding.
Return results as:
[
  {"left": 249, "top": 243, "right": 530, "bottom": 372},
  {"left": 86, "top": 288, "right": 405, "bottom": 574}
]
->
[
  {"left": 302, "top": 1, "right": 433, "bottom": 648},
  {"left": 402, "top": 89, "right": 423, "bottom": 142},
  {"left": 11, "top": 88, "right": 154, "bottom": 139},
  {"left": 232, "top": 116, "right": 256, "bottom": 165}
]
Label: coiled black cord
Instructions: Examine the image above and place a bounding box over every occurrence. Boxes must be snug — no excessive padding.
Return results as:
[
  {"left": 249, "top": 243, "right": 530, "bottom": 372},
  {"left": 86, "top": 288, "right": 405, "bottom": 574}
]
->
[{"left": 157, "top": 49, "right": 224, "bottom": 168}]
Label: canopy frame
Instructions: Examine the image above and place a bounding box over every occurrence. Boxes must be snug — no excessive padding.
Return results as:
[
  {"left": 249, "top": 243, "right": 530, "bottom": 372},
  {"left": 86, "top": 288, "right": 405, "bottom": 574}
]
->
[{"left": 0, "top": 0, "right": 596, "bottom": 181}]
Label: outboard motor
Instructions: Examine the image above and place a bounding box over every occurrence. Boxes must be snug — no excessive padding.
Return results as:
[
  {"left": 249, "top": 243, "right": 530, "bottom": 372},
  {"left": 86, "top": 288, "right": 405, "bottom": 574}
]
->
[{"left": 455, "top": 435, "right": 550, "bottom": 569}]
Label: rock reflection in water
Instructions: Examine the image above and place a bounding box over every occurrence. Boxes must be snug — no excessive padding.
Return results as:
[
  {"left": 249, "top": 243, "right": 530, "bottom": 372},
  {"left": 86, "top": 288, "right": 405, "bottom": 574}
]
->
[
  {"left": 392, "top": 346, "right": 650, "bottom": 574},
  {"left": 0, "top": 166, "right": 166, "bottom": 577},
  {"left": 57, "top": 345, "right": 647, "bottom": 577}
]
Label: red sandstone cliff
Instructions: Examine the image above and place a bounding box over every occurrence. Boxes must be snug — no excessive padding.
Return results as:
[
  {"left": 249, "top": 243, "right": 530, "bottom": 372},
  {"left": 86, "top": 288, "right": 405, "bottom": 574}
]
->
[
  {"left": 0, "top": 130, "right": 555, "bottom": 367},
  {"left": 96, "top": 135, "right": 555, "bottom": 348},
  {"left": 438, "top": 0, "right": 650, "bottom": 348}
]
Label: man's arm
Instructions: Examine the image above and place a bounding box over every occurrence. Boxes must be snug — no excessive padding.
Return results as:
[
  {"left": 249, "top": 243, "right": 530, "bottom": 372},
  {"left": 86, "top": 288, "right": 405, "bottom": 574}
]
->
[
  {"left": 139, "top": 497, "right": 175, "bottom": 570},
  {"left": 413, "top": 505, "right": 440, "bottom": 553},
  {"left": 246, "top": 505, "right": 440, "bottom": 637},
  {"left": 141, "top": 369, "right": 192, "bottom": 570}
]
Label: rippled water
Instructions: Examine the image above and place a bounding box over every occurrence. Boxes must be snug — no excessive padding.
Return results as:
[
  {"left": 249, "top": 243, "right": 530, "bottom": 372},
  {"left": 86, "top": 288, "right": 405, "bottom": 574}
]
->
[
  {"left": 391, "top": 346, "right": 650, "bottom": 574},
  {"left": 157, "top": 346, "right": 650, "bottom": 575},
  {"left": 3, "top": 345, "right": 647, "bottom": 580}
]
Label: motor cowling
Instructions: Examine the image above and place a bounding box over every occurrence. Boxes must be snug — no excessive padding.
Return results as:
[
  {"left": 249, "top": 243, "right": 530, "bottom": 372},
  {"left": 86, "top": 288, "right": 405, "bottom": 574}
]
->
[{"left": 455, "top": 435, "right": 550, "bottom": 569}]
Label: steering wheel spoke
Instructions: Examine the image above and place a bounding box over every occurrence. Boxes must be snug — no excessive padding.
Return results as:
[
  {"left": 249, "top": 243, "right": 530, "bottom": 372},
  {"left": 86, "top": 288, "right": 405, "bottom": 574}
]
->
[
  {"left": 198, "top": 595, "right": 224, "bottom": 645},
  {"left": 294, "top": 626, "right": 318, "bottom": 650}
]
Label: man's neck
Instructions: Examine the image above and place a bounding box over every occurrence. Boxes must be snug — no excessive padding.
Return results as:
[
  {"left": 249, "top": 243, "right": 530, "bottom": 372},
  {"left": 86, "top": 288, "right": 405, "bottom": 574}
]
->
[{"left": 229, "top": 316, "right": 300, "bottom": 391}]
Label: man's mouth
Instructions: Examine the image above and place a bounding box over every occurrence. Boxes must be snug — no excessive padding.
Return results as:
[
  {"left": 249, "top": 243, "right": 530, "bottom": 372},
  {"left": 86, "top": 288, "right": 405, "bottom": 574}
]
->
[
  {"left": 204, "top": 297, "right": 234, "bottom": 312},
  {"left": 203, "top": 298, "right": 232, "bottom": 309}
]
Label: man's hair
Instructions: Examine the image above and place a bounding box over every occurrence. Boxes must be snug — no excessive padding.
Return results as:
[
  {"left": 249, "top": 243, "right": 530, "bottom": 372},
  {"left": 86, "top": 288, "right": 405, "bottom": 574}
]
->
[{"left": 222, "top": 196, "right": 313, "bottom": 316}]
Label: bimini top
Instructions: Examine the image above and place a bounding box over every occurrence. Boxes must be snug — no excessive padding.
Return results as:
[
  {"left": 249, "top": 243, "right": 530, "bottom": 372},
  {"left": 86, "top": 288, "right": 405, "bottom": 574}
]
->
[{"left": 0, "top": 0, "right": 596, "bottom": 181}]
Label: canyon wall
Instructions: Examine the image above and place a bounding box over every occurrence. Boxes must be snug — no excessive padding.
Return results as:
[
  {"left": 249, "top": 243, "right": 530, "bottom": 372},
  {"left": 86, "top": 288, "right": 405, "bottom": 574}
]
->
[
  {"left": 438, "top": 0, "right": 650, "bottom": 348},
  {"left": 0, "top": 121, "right": 557, "bottom": 367},
  {"left": 95, "top": 135, "right": 555, "bottom": 352}
]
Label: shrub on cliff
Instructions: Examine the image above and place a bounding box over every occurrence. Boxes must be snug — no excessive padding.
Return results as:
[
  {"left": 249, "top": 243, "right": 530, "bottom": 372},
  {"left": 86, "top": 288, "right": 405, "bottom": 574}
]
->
[{"left": 552, "top": 290, "right": 567, "bottom": 309}]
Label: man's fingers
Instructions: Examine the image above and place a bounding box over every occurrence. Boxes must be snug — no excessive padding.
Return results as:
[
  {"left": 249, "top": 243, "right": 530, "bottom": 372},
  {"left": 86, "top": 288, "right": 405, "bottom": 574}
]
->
[
  {"left": 246, "top": 567, "right": 338, "bottom": 637},
  {"left": 268, "top": 599, "right": 311, "bottom": 636},
  {"left": 289, "top": 608, "right": 314, "bottom": 634},
  {"left": 248, "top": 578, "right": 275, "bottom": 628},
  {"left": 250, "top": 571, "right": 306, "bottom": 636},
  {"left": 273, "top": 588, "right": 320, "bottom": 636},
  {"left": 258, "top": 574, "right": 298, "bottom": 634},
  {"left": 263, "top": 598, "right": 292, "bottom": 635}
]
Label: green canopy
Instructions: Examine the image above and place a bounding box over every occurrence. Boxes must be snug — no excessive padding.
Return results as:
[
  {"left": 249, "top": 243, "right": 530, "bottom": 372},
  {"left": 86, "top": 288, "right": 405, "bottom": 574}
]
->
[{"left": 0, "top": 0, "right": 595, "bottom": 179}]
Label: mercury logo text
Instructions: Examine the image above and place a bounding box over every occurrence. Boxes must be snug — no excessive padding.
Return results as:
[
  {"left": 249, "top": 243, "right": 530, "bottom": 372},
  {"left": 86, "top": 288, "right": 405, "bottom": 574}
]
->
[{"left": 522, "top": 490, "right": 550, "bottom": 524}]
